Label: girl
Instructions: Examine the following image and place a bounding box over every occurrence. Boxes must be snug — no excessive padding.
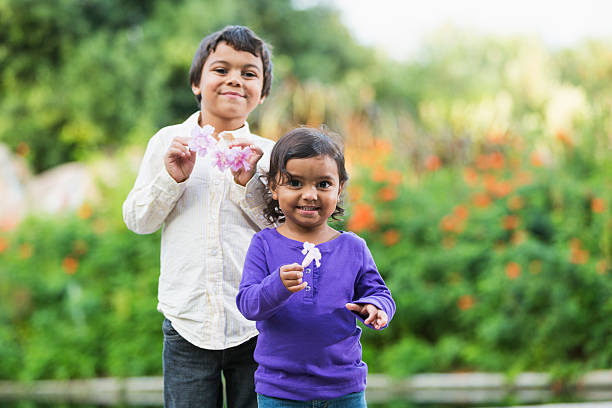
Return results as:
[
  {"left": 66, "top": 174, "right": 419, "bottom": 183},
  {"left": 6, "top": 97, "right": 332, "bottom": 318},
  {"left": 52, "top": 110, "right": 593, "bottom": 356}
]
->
[{"left": 236, "top": 127, "right": 395, "bottom": 407}]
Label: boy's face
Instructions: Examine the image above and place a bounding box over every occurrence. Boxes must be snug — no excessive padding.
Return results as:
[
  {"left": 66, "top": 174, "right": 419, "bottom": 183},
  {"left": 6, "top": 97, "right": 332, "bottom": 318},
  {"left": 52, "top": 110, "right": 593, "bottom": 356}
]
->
[{"left": 192, "top": 42, "right": 265, "bottom": 129}]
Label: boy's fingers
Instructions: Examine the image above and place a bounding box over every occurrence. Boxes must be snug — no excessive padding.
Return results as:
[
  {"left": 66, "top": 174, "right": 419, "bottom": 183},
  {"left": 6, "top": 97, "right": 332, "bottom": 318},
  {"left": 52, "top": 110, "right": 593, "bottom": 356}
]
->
[{"left": 173, "top": 136, "right": 191, "bottom": 146}]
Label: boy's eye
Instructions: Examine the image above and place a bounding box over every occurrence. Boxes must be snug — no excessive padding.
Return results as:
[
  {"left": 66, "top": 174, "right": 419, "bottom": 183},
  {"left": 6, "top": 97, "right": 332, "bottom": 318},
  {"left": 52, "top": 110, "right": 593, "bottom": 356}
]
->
[
  {"left": 243, "top": 71, "right": 257, "bottom": 78},
  {"left": 214, "top": 68, "right": 227, "bottom": 74},
  {"left": 318, "top": 181, "right": 332, "bottom": 188}
]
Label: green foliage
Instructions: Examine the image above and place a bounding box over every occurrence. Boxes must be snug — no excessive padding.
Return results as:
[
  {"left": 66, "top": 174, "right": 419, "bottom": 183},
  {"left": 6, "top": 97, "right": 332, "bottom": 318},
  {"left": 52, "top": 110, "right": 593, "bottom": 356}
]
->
[
  {"left": 1, "top": 0, "right": 612, "bottom": 384},
  {"left": 0, "top": 214, "right": 162, "bottom": 380},
  {"left": 348, "top": 133, "right": 612, "bottom": 378},
  {"left": 0, "top": 0, "right": 370, "bottom": 172}
]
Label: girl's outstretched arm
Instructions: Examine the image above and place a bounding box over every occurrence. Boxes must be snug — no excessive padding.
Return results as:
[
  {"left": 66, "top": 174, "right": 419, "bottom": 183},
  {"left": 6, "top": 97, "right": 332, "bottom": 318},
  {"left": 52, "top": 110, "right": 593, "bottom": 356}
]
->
[
  {"left": 350, "top": 240, "right": 396, "bottom": 329},
  {"left": 236, "top": 234, "right": 294, "bottom": 321}
]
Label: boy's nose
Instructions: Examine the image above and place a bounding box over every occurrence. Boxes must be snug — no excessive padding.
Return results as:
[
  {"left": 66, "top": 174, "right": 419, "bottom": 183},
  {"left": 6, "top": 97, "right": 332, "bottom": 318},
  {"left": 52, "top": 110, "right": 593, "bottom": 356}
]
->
[{"left": 226, "top": 71, "right": 242, "bottom": 86}]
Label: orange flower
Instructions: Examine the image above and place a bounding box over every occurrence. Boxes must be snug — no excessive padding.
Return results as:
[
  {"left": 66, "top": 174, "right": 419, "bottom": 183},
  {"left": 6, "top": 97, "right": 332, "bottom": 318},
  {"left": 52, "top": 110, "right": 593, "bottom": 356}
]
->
[
  {"left": 596, "top": 259, "right": 609, "bottom": 275},
  {"left": 425, "top": 155, "right": 442, "bottom": 171},
  {"left": 476, "top": 154, "right": 490, "bottom": 170},
  {"left": 62, "top": 257, "right": 79, "bottom": 275},
  {"left": 483, "top": 175, "right": 498, "bottom": 192},
  {"left": 372, "top": 166, "right": 387, "bottom": 182},
  {"left": 502, "top": 215, "right": 521, "bottom": 230},
  {"left": 570, "top": 248, "right": 589, "bottom": 265},
  {"left": 383, "top": 230, "right": 400, "bottom": 246},
  {"left": 0, "top": 215, "right": 19, "bottom": 232},
  {"left": 373, "top": 139, "right": 392, "bottom": 154},
  {"left": 472, "top": 193, "right": 492, "bottom": 208},
  {"left": 348, "top": 203, "right": 376, "bottom": 232},
  {"left": 0, "top": 237, "right": 8, "bottom": 253},
  {"left": 511, "top": 230, "right": 528, "bottom": 245},
  {"left": 78, "top": 203, "right": 93, "bottom": 220},
  {"left": 19, "top": 243, "right": 33, "bottom": 259},
  {"left": 489, "top": 152, "right": 505, "bottom": 169},
  {"left": 349, "top": 185, "right": 363, "bottom": 202},
  {"left": 516, "top": 171, "right": 533, "bottom": 187},
  {"left": 555, "top": 130, "right": 573, "bottom": 147},
  {"left": 387, "top": 170, "right": 403, "bottom": 186},
  {"left": 507, "top": 196, "right": 524, "bottom": 211},
  {"left": 439, "top": 215, "right": 464, "bottom": 233},
  {"left": 530, "top": 152, "right": 544, "bottom": 167},
  {"left": 379, "top": 186, "right": 398, "bottom": 202},
  {"left": 569, "top": 237, "right": 582, "bottom": 250},
  {"left": 16, "top": 142, "right": 30, "bottom": 157},
  {"left": 453, "top": 205, "right": 469, "bottom": 220},
  {"left": 591, "top": 198, "right": 605, "bottom": 214},
  {"left": 529, "top": 259, "right": 542, "bottom": 275},
  {"left": 492, "top": 180, "right": 512, "bottom": 198},
  {"left": 458, "top": 295, "right": 475, "bottom": 310},
  {"left": 505, "top": 262, "right": 521, "bottom": 279},
  {"left": 463, "top": 167, "right": 479, "bottom": 187}
]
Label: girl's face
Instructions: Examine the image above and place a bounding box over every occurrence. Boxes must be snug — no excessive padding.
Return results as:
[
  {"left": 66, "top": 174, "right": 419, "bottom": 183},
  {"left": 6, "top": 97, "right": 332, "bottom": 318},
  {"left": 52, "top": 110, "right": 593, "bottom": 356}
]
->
[{"left": 271, "top": 155, "right": 343, "bottom": 235}]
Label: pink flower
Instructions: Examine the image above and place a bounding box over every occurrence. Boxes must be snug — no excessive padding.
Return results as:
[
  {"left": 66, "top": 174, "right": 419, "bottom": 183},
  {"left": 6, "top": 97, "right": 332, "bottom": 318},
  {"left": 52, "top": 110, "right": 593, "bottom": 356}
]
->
[
  {"left": 189, "top": 124, "right": 216, "bottom": 156},
  {"left": 213, "top": 149, "right": 230, "bottom": 171},
  {"left": 228, "top": 146, "right": 252, "bottom": 172}
]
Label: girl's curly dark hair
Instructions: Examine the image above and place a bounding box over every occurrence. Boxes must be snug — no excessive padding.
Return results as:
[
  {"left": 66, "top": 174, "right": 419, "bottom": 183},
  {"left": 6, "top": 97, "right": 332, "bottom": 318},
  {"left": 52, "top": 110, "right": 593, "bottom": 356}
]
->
[{"left": 263, "top": 127, "right": 349, "bottom": 224}]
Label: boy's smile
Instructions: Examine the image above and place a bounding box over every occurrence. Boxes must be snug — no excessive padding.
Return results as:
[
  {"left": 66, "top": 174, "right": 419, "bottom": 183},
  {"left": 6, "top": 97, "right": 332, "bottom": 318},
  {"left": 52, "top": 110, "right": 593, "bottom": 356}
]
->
[
  {"left": 192, "top": 42, "right": 265, "bottom": 131},
  {"left": 272, "top": 155, "right": 343, "bottom": 237}
]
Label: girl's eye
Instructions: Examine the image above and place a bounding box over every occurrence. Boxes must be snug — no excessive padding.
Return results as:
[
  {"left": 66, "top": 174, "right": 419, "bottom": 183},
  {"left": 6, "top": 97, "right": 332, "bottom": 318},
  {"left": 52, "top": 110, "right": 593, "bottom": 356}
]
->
[
  {"left": 288, "top": 179, "right": 301, "bottom": 187},
  {"left": 214, "top": 68, "right": 227, "bottom": 74},
  {"left": 243, "top": 71, "right": 257, "bottom": 78},
  {"left": 318, "top": 181, "right": 332, "bottom": 188}
]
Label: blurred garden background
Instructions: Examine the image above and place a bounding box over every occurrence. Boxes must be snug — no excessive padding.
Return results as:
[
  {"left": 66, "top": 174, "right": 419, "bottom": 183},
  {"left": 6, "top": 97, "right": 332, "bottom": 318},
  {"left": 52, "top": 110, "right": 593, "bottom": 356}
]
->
[{"left": 1, "top": 0, "right": 611, "bottom": 392}]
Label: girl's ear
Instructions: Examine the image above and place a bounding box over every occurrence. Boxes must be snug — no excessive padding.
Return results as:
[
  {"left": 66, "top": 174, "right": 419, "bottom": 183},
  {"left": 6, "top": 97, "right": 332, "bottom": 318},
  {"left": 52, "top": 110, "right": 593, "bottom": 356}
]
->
[
  {"left": 338, "top": 181, "right": 345, "bottom": 197},
  {"left": 269, "top": 182, "right": 278, "bottom": 200}
]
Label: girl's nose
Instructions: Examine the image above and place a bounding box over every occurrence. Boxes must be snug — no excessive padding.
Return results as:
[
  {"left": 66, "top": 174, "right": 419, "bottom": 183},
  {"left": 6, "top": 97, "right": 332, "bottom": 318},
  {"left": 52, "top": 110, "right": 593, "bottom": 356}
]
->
[{"left": 302, "top": 186, "right": 317, "bottom": 200}]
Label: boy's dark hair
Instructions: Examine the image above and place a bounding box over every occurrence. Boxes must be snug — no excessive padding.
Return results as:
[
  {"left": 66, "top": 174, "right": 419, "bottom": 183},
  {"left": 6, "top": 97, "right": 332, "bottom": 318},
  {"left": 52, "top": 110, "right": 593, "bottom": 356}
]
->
[
  {"left": 264, "top": 127, "right": 349, "bottom": 224},
  {"left": 189, "top": 25, "right": 273, "bottom": 106}
]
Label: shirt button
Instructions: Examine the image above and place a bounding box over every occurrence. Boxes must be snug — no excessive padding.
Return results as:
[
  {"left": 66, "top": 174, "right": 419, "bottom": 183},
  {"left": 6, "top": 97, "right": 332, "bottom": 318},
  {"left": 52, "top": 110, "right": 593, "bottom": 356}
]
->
[
  {"left": 305, "top": 268, "right": 311, "bottom": 274},
  {"left": 305, "top": 285, "right": 311, "bottom": 292}
]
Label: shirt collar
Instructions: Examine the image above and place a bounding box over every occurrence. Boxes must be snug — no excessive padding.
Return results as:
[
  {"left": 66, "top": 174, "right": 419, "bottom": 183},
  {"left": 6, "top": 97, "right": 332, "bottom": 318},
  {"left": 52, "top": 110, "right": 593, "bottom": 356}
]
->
[{"left": 187, "top": 111, "right": 252, "bottom": 143}]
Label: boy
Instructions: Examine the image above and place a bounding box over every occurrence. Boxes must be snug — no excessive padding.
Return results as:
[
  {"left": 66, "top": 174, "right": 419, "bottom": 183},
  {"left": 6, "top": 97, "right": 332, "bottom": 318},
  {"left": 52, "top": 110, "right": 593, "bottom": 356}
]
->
[{"left": 123, "top": 26, "right": 274, "bottom": 408}]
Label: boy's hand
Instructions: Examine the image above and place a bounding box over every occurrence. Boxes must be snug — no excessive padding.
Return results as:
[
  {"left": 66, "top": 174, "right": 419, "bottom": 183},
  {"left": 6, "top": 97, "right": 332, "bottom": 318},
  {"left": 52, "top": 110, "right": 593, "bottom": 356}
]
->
[
  {"left": 229, "top": 140, "right": 264, "bottom": 186},
  {"left": 345, "top": 303, "right": 388, "bottom": 330},
  {"left": 165, "top": 137, "right": 196, "bottom": 183},
  {"left": 280, "top": 263, "right": 307, "bottom": 293}
]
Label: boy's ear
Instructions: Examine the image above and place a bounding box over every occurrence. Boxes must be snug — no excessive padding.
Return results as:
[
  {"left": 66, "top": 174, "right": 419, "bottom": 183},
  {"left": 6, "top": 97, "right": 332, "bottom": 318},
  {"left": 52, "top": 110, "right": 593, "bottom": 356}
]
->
[
  {"left": 191, "top": 83, "right": 201, "bottom": 96},
  {"left": 259, "top": 95, "right": 266, "bottom": 105}
]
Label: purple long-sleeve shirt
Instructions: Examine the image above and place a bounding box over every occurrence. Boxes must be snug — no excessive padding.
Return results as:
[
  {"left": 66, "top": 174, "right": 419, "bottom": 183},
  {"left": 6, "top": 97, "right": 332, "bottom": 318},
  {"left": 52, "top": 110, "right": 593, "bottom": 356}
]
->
[{"left": 236, "top": 228, "right": 395, "bottom": 400}]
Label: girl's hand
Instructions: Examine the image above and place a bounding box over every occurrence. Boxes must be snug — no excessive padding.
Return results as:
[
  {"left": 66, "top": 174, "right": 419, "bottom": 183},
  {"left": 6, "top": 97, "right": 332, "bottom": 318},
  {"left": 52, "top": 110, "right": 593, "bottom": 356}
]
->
[
  {"left": 229, "top": 140, "right": 263, "bottom": 186},
  {"left": 280, "top": 263, "right": 307, "bottom": 293},
  {"left": 345, "top": 303, "right": 389, "bottom": 330},
  {"left": 165, "top": 136, "right": 196, "bottom": 183}
]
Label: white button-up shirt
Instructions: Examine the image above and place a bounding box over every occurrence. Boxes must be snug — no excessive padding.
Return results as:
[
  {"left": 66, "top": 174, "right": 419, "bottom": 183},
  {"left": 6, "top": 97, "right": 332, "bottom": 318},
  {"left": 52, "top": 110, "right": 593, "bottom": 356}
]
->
[{"left": 123, "top": 112, "right": 275, "bottom": 349}]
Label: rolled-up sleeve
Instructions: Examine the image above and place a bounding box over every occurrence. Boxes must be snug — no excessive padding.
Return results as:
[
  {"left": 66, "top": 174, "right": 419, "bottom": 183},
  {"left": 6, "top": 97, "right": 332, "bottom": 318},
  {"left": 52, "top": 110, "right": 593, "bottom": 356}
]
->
[{"left": 122, "top": 133, "right": 187, "bottom": 234}]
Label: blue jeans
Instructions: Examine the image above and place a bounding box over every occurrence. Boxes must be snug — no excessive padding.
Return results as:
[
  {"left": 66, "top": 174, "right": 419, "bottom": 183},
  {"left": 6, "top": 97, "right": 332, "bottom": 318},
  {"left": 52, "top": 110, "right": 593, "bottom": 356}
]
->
[
  {"left": 162, "top": 318, "right": 257, "bottom": 408},
  {"left": 257, "top": 392, "right": 367, "bottom": 408}
]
